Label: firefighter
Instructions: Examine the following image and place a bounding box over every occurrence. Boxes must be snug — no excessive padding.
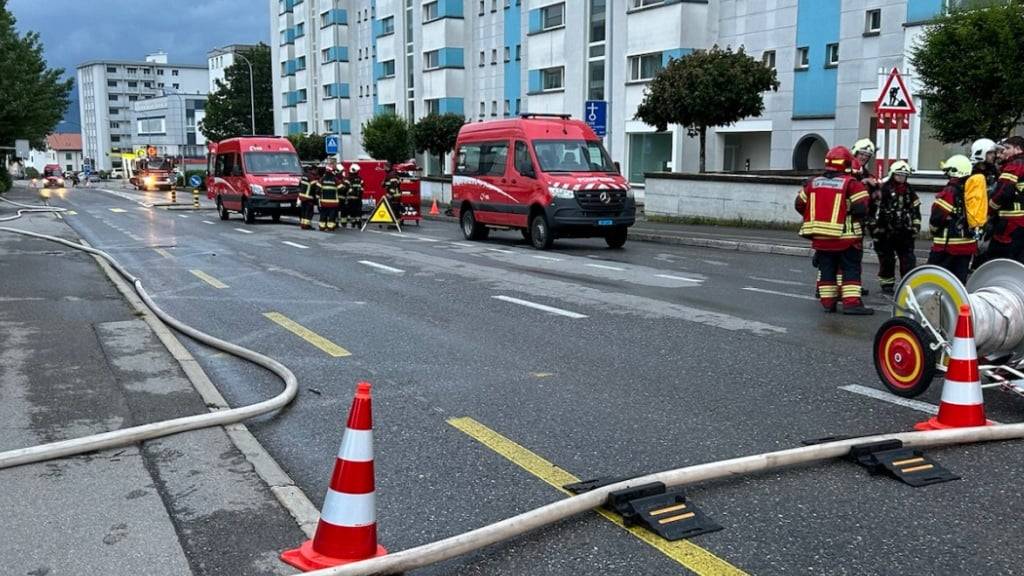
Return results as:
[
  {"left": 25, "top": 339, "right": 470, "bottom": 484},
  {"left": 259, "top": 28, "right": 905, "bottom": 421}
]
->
[
  {"left": 317, "top": 165, "right": 340, "bottom": 232},
  {"left": 928, "top": 155, "right": 976, "bottom": 284},
  {"left": 795, "top": 146, "right": 873, "bottom": 315},
  {"left": 346, "top": 163, "right": 364, "bottom": 228},
  {"left": 298, "top": 165, "right": 319, "bottom": 230},
  {"left": 871, "top": 161, "right": 920, "bottom": 294},
  {"left": 384, "top": 165, "right": 403, "bottom": 224},
  {"left": 970, "top": 138, "right": 999, "bottom": 187},
  {"left": 852, "top": 139, "right": 881, "bottom": 197},
  {"left": 986, "top": 136, "right": 1024, "bottom": 262},
  {"left": 336, "top": 164, "right": 353, "bottom": 229}
]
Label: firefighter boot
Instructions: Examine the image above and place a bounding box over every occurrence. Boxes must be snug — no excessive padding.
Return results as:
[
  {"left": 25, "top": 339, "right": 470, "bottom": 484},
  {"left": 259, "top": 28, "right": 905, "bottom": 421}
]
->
[{"left": 842, "top": 300, "right": 875, "bottom": 315}]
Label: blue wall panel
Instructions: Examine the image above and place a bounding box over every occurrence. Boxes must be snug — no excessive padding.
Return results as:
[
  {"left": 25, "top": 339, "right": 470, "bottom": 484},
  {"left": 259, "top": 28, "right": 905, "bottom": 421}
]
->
[
  {"left": 907, "top": 0, "right": 943, "bottom": 22},
  {"left": 504, "top": 4, "right": 522, "bottom": 116},
  {"left": 793, "top": 0, "right": 839, "bottom": 118}
]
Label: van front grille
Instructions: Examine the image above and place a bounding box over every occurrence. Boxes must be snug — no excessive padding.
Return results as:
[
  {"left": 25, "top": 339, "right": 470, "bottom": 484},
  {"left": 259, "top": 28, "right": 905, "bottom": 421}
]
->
[
  {"left": 266, "top": 186, "right": 300, "bottom": 196},
  {"left": 574, "top": 189, "right": 627, "bottom": 213}
]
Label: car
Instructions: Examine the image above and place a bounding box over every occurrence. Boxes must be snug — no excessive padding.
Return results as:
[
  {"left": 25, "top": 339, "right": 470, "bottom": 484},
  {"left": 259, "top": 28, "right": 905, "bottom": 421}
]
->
[
  {"left": 206, "top": 136, "right": 302, "bottom": 224},
  {"left": 452, "top": 113, "right": 636, "bottom": 250},
  {"left": 42, "top": 164, "right": 65, "bottom": 188},
  {"left": 110, "top": 168, "right": 124, "bottom": 179}
]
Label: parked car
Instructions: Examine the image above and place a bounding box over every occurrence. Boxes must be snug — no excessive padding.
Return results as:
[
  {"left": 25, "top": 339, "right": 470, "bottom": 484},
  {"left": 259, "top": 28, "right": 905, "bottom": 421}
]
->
[{"left": 206, "top": 136, "right": 302, "bottom": 224}]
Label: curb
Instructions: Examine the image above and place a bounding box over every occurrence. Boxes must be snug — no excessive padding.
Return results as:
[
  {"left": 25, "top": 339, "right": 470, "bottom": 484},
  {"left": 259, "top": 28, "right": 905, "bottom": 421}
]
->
[{"left": 82, "top": 238, "right": 320, "bottom": 539}]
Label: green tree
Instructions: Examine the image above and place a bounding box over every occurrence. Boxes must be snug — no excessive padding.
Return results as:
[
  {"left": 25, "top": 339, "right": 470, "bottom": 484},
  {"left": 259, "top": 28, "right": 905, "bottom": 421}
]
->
[
  {"left": 361, "top": 113, "right": 412, "bottom": 166},
  {"left": 288, "top": 133, "right": 328, "bottom": 161},
  {"left": 0, "top": 0, "right": 73, "bottom": 149},
  {"left": 634, "top": 46, "right": 779, "bottom": 172},
  {"left": 911, "top": 0, "right": 1024, "bottom": 144},
  {"left": 199, "top": 44, "right": 273, "bottom": 141},
  {"left": 411, "top": 113, "right": 464, "bottom": 174}
]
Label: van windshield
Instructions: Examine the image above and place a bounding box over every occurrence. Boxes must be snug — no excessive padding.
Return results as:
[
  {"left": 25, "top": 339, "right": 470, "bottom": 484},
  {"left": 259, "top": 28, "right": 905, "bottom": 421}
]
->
[
  {"left": 533, "top": 140, "right": 615, "bottom": 173},
  {"left": 244, "top": 152, "right": 302, "bottom": 175}
]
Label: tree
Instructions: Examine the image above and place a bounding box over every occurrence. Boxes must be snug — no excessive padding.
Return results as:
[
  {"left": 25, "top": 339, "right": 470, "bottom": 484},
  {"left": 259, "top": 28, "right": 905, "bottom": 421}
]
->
[
  {"left": 411, "top": 113, "right": 464, "bottom": 174},
  {"left": 634, "top": 46, "right": 779, "bottom": 172},
  {"left": 288, "top": 133, "right": 327, "bottom": 161},
  {"left": 200, "top": 44, "right": 273, "bottom": 141},
  {"left": 0, "top": 0, "right": 73, "bottom": 149},
  {"left": 911, "top": 0, "right": 1024, "bottom": 144},
  {"left": 361, "top": 113, "right": 412, "bottom": 166}
]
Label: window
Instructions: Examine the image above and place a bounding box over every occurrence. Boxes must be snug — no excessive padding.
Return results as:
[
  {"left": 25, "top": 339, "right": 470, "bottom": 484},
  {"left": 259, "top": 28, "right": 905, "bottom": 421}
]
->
[
  {"left": 65, "top": 152, "right": 73, "bottom": 160},
  {"left": 629, "top": 52, "right": 663, "bottom": 81},
  {"left": 533, "top": 140, "right": 615, "bottom": 172},
  {"left": 455, "top": 141, "right": 509, "bottom": 176},
  {"left": 504, "top": 100, "right": 511, "bottom": 116},
  {"left": 542, "top": 66, "right": 564, "bottom": 90},
  {"left": 128, "top": 80, "right": 137, "bottom": 88},
  {"left": 762, "top": 50, "right": 776, "bottom": 70},
  {"left": 628, "top": 132, "right": 672, "bottom": 183},
  {"left": 491, "top": 0, "right": 497, "bottom": 11},
  {"left": 157, "top": 82, "right": 164, "bottom": 88},
  {"left": 479, "top": 101, "right": 486, "bottom": 116},
  {"left": 631, "top": 0, "right": 663, "bottom": 8},
  {"left": 590, "top": 0, "right": 606, "bottom": 43},
  {"left": 425, "top": 98, "right": 441, "bottom": 115},
  {"left": 826, "top": 43, "right": 839, "bottom": 67},
  {"left": 111, "top": 135, "right": 121, "bottom": 143},
  {"left": 107, "top": 80, "right": 117, "bottom": 87},
  {"left": 128, "top": 95, "right": 138, "bottom": 101},
  {"left": 541, "top": 3, "right": 564, "bottom": 30},
  {"left": 491, "top": 100, "right": 498, "bottom": 116},
  {"left": 108, "top": 94, "right": 118, "bottom": 101},
  {"left": 516, "top": 44, "right": 521, "bottom": 61},
  {"left": 108, "top": 107, "right": 118, "bottom": 115},
  {"left": 127, "top": 67, "right": 137, "bottom": 74},
  {"left": 424, "top": 1, "right": 438, "bottom": 20},
  {"left": 865, "top": 9, "right": 881, "bottom": 34},
  {"left": 172, "top": 83, "right": 179, "bottom": 89},
  {"left": 479, "top": 0, "right": 484, "bottom": 15},
  {"left": 295, "top": 22, "right": 305, "bottom": 37},
  {"left": 106, "top": 66, "right": 117, "bottom": 73},
  {"left": 157, "top": 69, "right": 164, "bottom": 75},
  {"left": 110, "top": 121, "right": 119, "bottom": 129},
  {"left": 380, "top": 59, "right": 396, "bottom": 78},
  {"left": 214, "top": 153, "right": 237, "bottom": 177},
  {"left": 796, "top": 47, "right": 809, "bottom": 69},
  {"left": 137, "top": 117, "right": 166, "bottom": 134},
  {"left": 142, "top": 68, "right": 151, "bottom": 74},
  {"left": 424, "top": 50, "right": 439, "bottom": 70},
  {"left": 504, "top": 47, "right": 510, "bottom": 62},
  {"left": 380, "top": 16, "right": 395, "bottom": 34},
  {"left": 297, "top": 56, "right": 306, "bottom": 70},
  {"left": 479, "top": 50, "right": 486, "bottom": 66},
  {"left": 491, "top": 49, "right": 498, "bottom": 64},
  {"left": 588, "top": 60, "right": 604, "bottom": 100}
]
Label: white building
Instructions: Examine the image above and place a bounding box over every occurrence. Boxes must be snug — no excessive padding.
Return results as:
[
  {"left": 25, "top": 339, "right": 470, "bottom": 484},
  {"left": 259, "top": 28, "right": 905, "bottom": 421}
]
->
[
  {"left": 207, "top": 44, "right": 260, "bottom": 94},
  {"left": 26, "top": 133, "right": 84, "bottom": 173},
  {"left": 129, "top": 93, "right": 208, "bottom": 159},
  {"left": 270, "top": 0, "right": 960, "bottom": 182},
  {"left": 77, "top": 52, "right": 208, "bottom": 170}
]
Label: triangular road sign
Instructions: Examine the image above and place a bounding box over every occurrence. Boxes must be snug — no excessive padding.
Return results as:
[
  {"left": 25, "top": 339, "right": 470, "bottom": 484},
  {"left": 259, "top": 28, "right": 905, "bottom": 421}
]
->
[
  {"left": 876, "top": 68, "right": 916, "bottom": 115},
  {"left": 362, "top": 196, "right": 401, "bottom": 232}
]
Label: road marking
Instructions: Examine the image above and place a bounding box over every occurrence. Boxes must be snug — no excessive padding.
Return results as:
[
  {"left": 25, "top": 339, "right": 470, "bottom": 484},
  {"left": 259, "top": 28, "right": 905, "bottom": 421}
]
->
[
  {"left": 138, "top": 207, "right": 151, "bottom": 212},
  {"left": 154, "top": 248, "right": 173, "bottom": 259},
  {"left": 263, "top": 312, "right": 351, "bottom": 357},
  {"left": 178, "top": 214, "right": 189, "bottom": 219},
  {"left": 749, "top": 276, "right": 806, "bottom": 287},
  {"left": 486, "top": 248, "right": 514, "bottom": 254},
  {"left": 283, "top": 241, "right": 310, "bottom": 249},
  {"left": 66, "top": 210, "right": 77, "bottom": 215},
  {"left": 448, "top": 417, "right": 748, "bottom": 576},
  {"left": 413, "top": 236, "right": 440, "bottom": 242},
  {"left": 586, "top": 263, "right": 626, "bottom": 271},
  {"left": 202, "top": 220, "right": 215, "bottom": 225},
  {"left": 656, "top": 274, "right": 702, "bottom": 283},
  {"left": 109, "top": 208, "right": 126, "bottom": 213},
  {"left": 839, "top": 385, "right": 938, "bottom": 416},
  {"left": 531, "top": 254, "right": 562, "bottom": 262},
  {"left": 386, "top": 232, "right": 410, "bottom": 239},
  {"left": 742, "top": 286, "right": 817, "bottom": 301},
  {"left": 190, "top": 269, "right": 229, "bottom": 289},
  {"left": 492, "top": 295, "right": 587, "bottom": 319},
  {"left": 451, "top": 242, "right": 475, "bottom": 248},
  {"left": 703, "top": 260, "right": 728, "bottom": 267},
  {"left": 234, "top": 228, "right": 254, "bottom": 234},
  {"left": 530, "top": 372, "right": 555, "bottom": 378},
  {"left": 358, "top": 260, "right": 404, "bottom": 274}
]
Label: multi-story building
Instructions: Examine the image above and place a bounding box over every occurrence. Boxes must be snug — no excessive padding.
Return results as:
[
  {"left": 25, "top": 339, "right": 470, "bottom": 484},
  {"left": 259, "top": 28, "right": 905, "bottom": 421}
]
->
[
  {"left": 207, "top": 44, "right": 261, "bottom": 94},
  {"left": 270, "top": 0, "right": 960, "bottom": 182},
  {"left": 26, "top": 134, "right": 84, "bottom": 174},
  {"left": 129, "top": 93, "right": 209, "bottom": 160},
  {"left": 77, "top": 52, "right": 208, "bottom": 171}
]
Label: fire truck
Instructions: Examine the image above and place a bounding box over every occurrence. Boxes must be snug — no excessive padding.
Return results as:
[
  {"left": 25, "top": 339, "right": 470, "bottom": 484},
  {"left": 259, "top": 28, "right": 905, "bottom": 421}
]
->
[{"left": 131, "top": 152, "right": 175, "bottom": 191}]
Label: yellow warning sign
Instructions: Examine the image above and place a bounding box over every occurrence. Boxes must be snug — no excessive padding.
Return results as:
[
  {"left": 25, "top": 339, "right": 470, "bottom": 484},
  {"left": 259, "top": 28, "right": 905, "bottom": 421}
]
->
[{"left": 366, "top": 197, "right": 399, "bottom": 226}]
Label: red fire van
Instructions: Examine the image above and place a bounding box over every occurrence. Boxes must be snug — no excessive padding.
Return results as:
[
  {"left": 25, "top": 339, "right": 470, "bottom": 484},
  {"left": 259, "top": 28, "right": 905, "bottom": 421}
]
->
[{"left": 206, "top": 137, "right": 302, "bottom": 224}]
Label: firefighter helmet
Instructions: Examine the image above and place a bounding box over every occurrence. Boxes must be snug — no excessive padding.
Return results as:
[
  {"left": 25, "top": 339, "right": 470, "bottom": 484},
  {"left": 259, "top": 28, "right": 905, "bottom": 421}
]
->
[
  {"left": 825, "top": 146, "right": 853, "bottom": 172},
  {"left": 940, "top": 155, "right": 972, "bottom": 178},
  {"left": 852, "top": 139, "right": 876, "bottom": 157},
  {"left": 970, "top": 139, "right": 996, "bottom": 165},
  {"left": 888, "top": 160, "right": 913, "bottom": 177},
  {"left": 348, "top": 163, "right": 361, "bottom": 175}
]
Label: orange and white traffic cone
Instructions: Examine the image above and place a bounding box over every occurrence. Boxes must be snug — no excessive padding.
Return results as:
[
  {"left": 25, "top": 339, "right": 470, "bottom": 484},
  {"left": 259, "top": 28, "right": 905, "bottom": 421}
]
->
[
  {"left": 915, "top": 304, "right": 992, "bottom": 430},
  {"left": 280, "top": 382, "right": 387, "bottom": 571},
  {"left": 429, "top": 197, "right": 440, "bottom": 216}
]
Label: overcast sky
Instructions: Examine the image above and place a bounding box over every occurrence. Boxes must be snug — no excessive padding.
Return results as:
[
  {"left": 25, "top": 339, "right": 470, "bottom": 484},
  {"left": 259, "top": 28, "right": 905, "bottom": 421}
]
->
[{"left": 9, "top": 0, "right": 270, "bottom": 130}]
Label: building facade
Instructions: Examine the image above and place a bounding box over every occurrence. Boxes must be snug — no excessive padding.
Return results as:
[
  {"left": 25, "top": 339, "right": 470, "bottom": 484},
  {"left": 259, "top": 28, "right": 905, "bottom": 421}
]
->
[
  {"left": 129, "top": 94, "right": 209, "bottom": 160},
  {"left": 208, "top": 44, "right": 261, "bottom": 93},
  {"left": 26, "top": 133, "right": 84, "bottom": 173},
  {"left": 270, "top": 0, "right": 958, "bottom": 182},
  {"left": 77, "top": 52, "right": 209, "bottom": 170}
]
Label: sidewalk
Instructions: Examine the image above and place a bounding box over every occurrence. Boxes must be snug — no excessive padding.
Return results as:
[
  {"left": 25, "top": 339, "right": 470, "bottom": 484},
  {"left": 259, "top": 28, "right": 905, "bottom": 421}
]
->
[{"left": 0, "top": 186, "right": 302, "bottom": 575}]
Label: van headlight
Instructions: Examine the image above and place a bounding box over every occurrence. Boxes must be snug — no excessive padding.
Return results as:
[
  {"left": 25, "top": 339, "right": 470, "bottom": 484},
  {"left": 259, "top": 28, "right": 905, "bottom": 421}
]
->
[
  {"left": 625, "top": 187, "right": 634, "bottom": 199},
  {"left": 250, "top": 184, "right": 264, "bottom": 195},
  {"left": 548, "top": 186, "right": 574, "bottom": 199}
]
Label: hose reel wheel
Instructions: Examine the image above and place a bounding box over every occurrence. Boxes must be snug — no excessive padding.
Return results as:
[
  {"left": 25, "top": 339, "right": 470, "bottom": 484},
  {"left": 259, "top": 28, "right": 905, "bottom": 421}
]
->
[{"left": 874, "top": 317, "right": 940, "bottom": 397}]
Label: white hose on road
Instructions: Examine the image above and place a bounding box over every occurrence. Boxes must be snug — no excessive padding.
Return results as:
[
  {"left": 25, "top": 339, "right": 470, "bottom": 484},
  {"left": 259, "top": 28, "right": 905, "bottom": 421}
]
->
[{"left": 0, "top": 195, "right": 298, "bottom": 469}]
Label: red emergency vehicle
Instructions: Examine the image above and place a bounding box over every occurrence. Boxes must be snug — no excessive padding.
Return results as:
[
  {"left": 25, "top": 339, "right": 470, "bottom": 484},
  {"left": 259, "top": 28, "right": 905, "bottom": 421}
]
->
[
  {"left": 132, "top": 156, "right": 175, "bottom": 191},
  {"left": 452, "top": 113, "right": 635, "bottom": 249},
  {"left": 42, "top": 164, "right": 64, "bottom": 188},
  {"left": 340, "top": 160, "right": 422, "bottom": 224},
  {"left": 206, "top": 137, "right": 302, "bottom": 224}
]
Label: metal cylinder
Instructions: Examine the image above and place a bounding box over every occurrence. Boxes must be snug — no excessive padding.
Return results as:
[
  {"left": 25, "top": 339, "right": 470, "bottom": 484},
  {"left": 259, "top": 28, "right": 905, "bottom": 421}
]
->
[
  {"left": 969, "top": 288, "right": 1024, "bottom": 357},
  {"left": 192, "top": 189, "right": 199, "bottom": 209},
  {"left": 171, "top": 190, "right": 177, "bottom": 203}
]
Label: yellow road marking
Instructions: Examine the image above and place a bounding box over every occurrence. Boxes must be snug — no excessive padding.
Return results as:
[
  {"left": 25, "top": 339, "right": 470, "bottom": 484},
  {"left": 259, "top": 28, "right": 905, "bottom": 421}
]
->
[
  {"left": 447, "top": 417, "right": 747, "bottom": 575},
  {"left": 263, "top": 312, "right": 351, "bottom": 357},
  {"left": 109, "top": 208, "right": 126, "bottom": 213},
  {"left": 154, "top": 248, "right": 173, "bottom": 259},
  {"left": 530, "top": 372, "right": 555, "bottom": 378},
  {"left": 190, "top": 269, "right": 229, "bottom": 289}
]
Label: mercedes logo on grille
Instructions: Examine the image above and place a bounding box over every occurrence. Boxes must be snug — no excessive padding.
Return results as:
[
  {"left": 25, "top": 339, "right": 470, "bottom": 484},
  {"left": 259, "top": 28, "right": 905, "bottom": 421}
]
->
[{"left": 599, "top": 191, "right": 611, "bottom": 204}]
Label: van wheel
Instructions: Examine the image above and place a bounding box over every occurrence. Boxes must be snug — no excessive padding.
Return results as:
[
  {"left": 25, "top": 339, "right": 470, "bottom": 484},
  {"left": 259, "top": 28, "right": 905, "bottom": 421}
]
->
[
  {"left": 242, "top": 202, "right": 256, "bottom": 224},
  {"left": 461, "top": 207, "right": 489, "bottom": 240},
  {"left": 217, "top": 197, "right": 229, "bottom": 220},
  {"left": 605, "top": 227, "right": 628, "bottom": 249},
  {"left": 530, "top": 213, "right": 554, "bottom": 250},
  {"left": 271, "top": 213, "right": 281, "bottom": 223}
]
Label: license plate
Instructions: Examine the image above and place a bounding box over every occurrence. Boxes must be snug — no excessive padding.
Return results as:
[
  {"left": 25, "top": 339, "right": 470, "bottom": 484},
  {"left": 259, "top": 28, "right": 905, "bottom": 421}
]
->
[{"left": 597, "top": 219, "right": 614, "bottom": 226}]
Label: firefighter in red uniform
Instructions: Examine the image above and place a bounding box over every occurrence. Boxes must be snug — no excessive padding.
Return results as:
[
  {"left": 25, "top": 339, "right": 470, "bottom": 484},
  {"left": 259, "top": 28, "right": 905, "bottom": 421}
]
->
[
  {"left": 928, "top": 155, "right": 976, "bottom": 284},
  {"left": 317, "top": 165, "right": 340, "bottom": 232},
  {"left": 298, "top": 165, "right": 319, "bottom": 230},
  {"left": 987, "top": 136, "right": 1024, "bottom": 262},
  {"left": 795, "top": 146, "right": 873, "bottom": 315}
]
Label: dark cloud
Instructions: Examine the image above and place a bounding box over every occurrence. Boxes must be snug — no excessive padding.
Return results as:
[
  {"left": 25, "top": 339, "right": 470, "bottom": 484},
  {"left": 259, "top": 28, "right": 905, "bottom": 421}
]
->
[{"left": 9, "top": 0, "right": 269, "bottom": 130}]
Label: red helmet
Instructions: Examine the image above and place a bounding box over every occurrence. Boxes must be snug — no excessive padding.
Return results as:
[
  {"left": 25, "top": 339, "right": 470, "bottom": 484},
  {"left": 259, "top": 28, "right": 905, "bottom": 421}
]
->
[
  {"left": 824, "top": 146, "right": 853, "bottom": 172},
  {"left": 848, "top": 157, "right": 862, "bottom": 174}
]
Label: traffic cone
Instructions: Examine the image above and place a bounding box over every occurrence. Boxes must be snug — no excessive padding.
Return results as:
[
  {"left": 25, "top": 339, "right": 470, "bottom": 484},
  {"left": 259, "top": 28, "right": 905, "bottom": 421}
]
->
[
  {"left": 280, "top": 382, "right": 387, "bottom": 571},
  {"left": 915, "top": 304, "right": 992, "bottom": 430},
  {"left": 429, "top": 197, "right": 440, "bottom": 216}
]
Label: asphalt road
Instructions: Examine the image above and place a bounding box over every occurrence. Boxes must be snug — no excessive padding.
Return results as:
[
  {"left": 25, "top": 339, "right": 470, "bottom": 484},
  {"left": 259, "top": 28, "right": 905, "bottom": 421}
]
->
[{"left": 31, "top": 183, "right": 1024, "bottom": 575}]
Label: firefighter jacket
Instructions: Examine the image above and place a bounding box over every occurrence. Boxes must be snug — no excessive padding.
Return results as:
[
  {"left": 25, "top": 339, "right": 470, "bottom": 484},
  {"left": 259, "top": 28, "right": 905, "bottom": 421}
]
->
[
  {"left": 299, "top": 175, "right": 318, "bottom": 204},
  {"left": 930, "top": 178, "right": 977, "bottom": 256},
  {"left": 318, "top": 172, "right": 340, "bottom": 208},
  {"left": 336, "top": 175, "right": 351, "bottom": 200},
  {"left": 873, "top": 180, "right": 920, "bottom": 238},
  {"left": 795, "top": 171, "right": 870, "bottom": 251},
  {"left": 989, "top": 154, "right": 1024, "bottom": 242}
]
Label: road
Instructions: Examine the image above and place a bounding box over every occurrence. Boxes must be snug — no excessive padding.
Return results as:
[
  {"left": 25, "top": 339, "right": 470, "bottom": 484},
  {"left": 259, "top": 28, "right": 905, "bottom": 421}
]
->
[{"left": 36, "top": 183, "right": 1024, "bottom": 574}]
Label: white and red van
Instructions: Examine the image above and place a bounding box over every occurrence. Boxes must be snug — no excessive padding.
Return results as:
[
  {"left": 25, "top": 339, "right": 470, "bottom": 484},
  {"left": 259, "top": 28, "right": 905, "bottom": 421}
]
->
[
  {"left": 452, "top": 114, "right": 635, "bottom": 249},
  {"left": 206, "top": 137, "right": 303, "bottom": 224}
]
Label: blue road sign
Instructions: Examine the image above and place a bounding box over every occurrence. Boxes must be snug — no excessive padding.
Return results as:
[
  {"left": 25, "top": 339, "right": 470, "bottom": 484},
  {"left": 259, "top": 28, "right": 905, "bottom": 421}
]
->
[
  {"left": 325, "top": 134, "right": 339, "bottom": 155},
  {"left": 189, "top": 174, "right": 202, "bottom": 188},
  {"left": 584, "top": 100, "right": 607, "bottom": 137},
  {"left": 83, "top": 164, "right": 93, "bottom": 176}
]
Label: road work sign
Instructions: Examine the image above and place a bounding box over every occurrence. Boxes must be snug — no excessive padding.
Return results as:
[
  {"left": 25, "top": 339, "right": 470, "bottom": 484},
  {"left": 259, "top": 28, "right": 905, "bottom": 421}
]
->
[
  {"left": 367, "top": 197, "right": 399, "bottom": 227},
  {"left": 875, "top": 68, "right": 916, "bottom": 115}
]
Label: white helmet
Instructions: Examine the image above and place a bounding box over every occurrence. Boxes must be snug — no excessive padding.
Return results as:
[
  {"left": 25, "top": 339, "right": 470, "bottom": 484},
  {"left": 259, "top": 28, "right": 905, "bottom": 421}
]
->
[
  {"left": 348, "top": 163, "right": 360, "bottom": 174},
  {"left": 888, "top": 160, "right": 912, "bottom": 177},
  {"left": 970, "top": 138, "right": 996, "bottom": 165},
  {"left": 852, "top": 138, "right": 876, "bottom": 157}
]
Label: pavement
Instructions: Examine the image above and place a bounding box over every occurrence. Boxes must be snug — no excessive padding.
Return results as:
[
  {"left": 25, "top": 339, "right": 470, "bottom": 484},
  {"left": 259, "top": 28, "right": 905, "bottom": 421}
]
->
[{"left": 4, "top": 180, "right": 1024, "bottom": 575}]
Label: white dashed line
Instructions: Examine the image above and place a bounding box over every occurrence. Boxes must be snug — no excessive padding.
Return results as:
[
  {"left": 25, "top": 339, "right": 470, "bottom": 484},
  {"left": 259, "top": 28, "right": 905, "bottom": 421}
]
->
[
  {"left": 283, "top": 241, "right": 309, "bottom": 249},
  {"left": 750, "top": 276, "right": 806, "bottom": 287},
  {"left": 109, "top": 208, "right": 126, "bottom": 213},
  {"left": 656, "top": 274, "right": 702, "bottom": 283},
  {"left": 486, "top": 248, "right": 514, "bottom": 254},
  {"left": 358, "top": 260, "right": 404, "bottom": 274},
  {"left": 178, "top": 214, "right": 189, "bottom": 218},
  {"left": 412, "top": 236, "right": 440, "bottom": 242},
  {"left": 492, "top": 295, "right": 588, "bottom": 319},
  {"left": 202, "top": 220, "right": 215, "bottom": 225},
  {"left": 586, "top": 263, "right": 625, "bottom": 271},
  {"left": 742, "top": 286, "right": 817, "bottom": 301},
  {"left": 531, "top": 255, "right": 562, "bottom": 261},
  {"left": 450, "top": 242, "right": 475, "bottom": 248},
  {"left": 234, "top": 228, "right": 254, "bottom": 234},
  {"left": 840, "top": 384, "right": 1002, "bottom": 423}
]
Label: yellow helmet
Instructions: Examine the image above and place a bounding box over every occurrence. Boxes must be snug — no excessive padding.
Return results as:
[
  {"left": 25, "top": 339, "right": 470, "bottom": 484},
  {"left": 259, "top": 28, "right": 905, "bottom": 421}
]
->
[
  {"left": 852, "top": 138, "right": 876, "bottom": 157},
  {"left": 888, "top": 160, "right": 912, "bottom": 177},
  {"left": 940, "top": 155, "right": 972, "bottom": 178}
]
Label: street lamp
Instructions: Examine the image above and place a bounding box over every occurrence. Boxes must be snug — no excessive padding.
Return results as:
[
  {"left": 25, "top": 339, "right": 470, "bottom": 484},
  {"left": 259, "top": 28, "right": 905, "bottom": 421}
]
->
[{"left": 222, "top": 47, "right": 257, "bottom": 136}]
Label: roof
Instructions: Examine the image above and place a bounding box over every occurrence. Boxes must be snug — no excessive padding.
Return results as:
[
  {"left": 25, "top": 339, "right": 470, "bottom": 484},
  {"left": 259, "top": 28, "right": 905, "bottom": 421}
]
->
[
  {"left": 459, "top": 116, "right": 595, "bottom": 139},
  {"left": 46, "top": 133, "right": 82, "bottom": 151},
  {"left": 77, "top": 59, "right": 207, "bottom": 70},
  {"left": 207, "top": 44, "right": 261, "bottom": 58}
]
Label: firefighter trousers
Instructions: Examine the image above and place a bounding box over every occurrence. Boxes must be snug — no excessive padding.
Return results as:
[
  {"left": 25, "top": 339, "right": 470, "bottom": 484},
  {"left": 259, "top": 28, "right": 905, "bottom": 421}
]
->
[
  {"left": 927, "top": 251, "right": 971, "bottom": 285},
  {"left": 319, "top": 205, "right": 338, "bottom": 231},
  {"left": 874, "top": 234, "right": 917, "bottom": 288},
  {"left": 299, "top": 201, "right": 316, "bottom": 229},
  {"left": 984, "top": 227, "right": 1024, "bottom": 264},
  {"left": 816, "top": 247, "right": 864, "bottom": 311}
]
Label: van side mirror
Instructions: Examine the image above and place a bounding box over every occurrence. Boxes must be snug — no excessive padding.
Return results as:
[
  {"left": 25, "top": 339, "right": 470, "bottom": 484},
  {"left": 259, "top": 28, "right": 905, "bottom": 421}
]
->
[
  {"left": 232, "top": 165, "right": 243, "bottom": 177},
  {"left": 614, "top": 161, "right": 621, "bottom": 175}
]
